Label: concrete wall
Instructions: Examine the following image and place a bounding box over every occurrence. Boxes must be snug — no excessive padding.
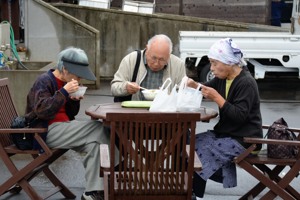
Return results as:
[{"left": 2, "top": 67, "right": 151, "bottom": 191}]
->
[
  {"left": 0, "top": 62, "right": 53, "bottom": 115},
  {"left": 24, "top": 1, "right": 286, "bottom": 81},
  {"left": 25, "top": 0, "right": 100, "bottom": 88},
  {"left": 55, "top": 3, "right": 285, "bottom": 79},
  {"left": 111, "top": 0, "right": 271, "bottom": 25}
]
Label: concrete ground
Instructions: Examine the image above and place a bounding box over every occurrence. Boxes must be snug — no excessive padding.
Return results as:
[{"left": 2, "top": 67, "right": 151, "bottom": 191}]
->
[{"left": 1, "top": 80, "right": 300, "bottom": 200}]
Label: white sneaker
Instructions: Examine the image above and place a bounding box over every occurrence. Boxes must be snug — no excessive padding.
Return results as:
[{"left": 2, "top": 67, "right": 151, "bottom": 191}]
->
[{"left": 81, "top": 191, "right": 104, "bottom": 200}]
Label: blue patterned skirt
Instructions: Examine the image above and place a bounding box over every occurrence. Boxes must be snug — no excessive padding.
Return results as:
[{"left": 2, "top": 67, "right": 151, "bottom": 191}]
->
[{"left": 195, "top": 130, "right": 245, "bottom": 188}]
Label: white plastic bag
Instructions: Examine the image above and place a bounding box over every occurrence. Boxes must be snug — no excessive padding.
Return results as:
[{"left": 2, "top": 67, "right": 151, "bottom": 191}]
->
[
  {"left": 149, "top": 78, "right": 177, "bottom": 112},
  {"left": 176, "top": 76, "right": 203, "bottom": 112}
]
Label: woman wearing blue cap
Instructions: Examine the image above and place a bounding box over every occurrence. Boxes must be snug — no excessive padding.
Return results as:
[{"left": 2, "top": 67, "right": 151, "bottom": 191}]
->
[
  {"left": 187, "top": 38, "right": 263, "bottom": 198},
  {"left": 24, "top": 47, "right": 109, "bottom": 199}
]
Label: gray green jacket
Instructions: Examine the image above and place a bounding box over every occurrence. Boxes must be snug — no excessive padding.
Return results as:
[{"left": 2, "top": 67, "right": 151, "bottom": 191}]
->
[{"left": 111, "top": 50, "right": 186, "bottom": 100}]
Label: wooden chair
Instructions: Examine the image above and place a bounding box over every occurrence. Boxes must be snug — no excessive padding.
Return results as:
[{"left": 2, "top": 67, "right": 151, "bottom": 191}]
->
[
  {"left": 0, "top": 78, "right": 76, "bottom": 200},
  {"left": 234, "top": 125, "right": 300, "bottom": 200},
  {"left": 100, "top": 112, "right": 202, "bottom": 200}
]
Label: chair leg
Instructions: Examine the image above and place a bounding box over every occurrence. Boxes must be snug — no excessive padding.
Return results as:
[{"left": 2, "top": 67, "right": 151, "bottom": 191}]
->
[
  {"left": 18, "top": 179, "right": 43, "bottom": 200},
  {"left": 103, "top": 172, "right": 109, "bottom": 200},
  {"left": 239, "top": 164, "right": 270, "bottom": 199},
  {"left": 43, "top": 167, "right": 76, "bottom": 199},
  {"left": 238, "top": 160, "right": 296, "bottom": 200},
  {"left": 31, "top": 149, "right": 76, "bottom": 199},
  {"left": 260, "top": 160, "right": 300, "bottom": 200},
  {"left": 263, "top": 165, "right": 298, "bottom": 199},
  {"left": 284, "top": 185, "right": 300, "bottom": 199},
  {"left": 0, "top": 154, "right": 49, "bottom": 196},
  {"left": 1, "top": 150, "right": 75, "bottom": 200},
  {"left": 240, "top": 164, "right": 285, "bottom": 199},
  {"left": 239, "top": 181, "right": 266, "bottom": 200}
]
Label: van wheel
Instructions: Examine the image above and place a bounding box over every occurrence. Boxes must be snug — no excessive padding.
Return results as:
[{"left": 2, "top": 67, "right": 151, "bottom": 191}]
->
[{"left": 199, "top": 64, "right": 214, "bottom": 82}]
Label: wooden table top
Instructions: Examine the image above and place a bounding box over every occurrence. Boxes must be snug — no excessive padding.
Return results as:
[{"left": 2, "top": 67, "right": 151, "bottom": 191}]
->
[{"left": 85, "top": 102, "right": 218, "bottom": 122}]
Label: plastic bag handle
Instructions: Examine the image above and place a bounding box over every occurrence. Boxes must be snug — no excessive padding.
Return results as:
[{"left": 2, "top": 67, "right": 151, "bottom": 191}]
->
[
  {"left": 196, "top": 83, "right": 202, "bottom": 91},
  {"left": 179, "top": 76, "right": 201, "bottom": 92},
  {"left": 178, "top": 76, "right": 188, "bottom": 91},
  {"left": 160, "top": 78, "right": 172, "bottom": 91}
]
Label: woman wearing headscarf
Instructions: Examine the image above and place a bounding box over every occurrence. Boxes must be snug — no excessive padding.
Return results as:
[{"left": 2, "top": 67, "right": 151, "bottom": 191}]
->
[{"left": 187, "top": 38, "right": 263, "bottom": 198}]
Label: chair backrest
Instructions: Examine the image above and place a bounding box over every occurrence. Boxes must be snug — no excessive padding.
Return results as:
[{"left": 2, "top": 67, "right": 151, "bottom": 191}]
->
[
  {"left": 0, "top": 78, "right": 18, "bottom": 147},
  {"left": 106, "top": 112, "right": 200, "bottom": 199}
]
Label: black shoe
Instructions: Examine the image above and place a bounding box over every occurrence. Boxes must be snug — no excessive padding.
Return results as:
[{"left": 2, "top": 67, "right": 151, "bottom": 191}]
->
[
  {"left": 81, "top": 190, "right": 104, "bottom": 200},
  {"left": 193, "top": 172, "right": 206, "bottom": 198}
]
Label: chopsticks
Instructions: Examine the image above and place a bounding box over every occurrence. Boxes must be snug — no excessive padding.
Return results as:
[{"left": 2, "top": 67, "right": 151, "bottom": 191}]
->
[
  {"left": 127, "top": 81, "right": 148, "bottom": 90},
  {"left": 139, "top": 86, "right": 148, "bottom": 90}
]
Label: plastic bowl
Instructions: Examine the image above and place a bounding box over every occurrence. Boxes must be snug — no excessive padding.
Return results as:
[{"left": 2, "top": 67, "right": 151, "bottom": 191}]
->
[
  {"left": 142, "top": 89, "right": 159, "bottom": 101},
  {"left": 69, "top": 86, "right": 87, "bottom": 98}
]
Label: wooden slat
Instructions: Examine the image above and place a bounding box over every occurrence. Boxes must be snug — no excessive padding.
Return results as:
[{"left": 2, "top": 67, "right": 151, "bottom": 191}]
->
[
  {"left": 0, "top": 78, "right": 75, "bottom": 199},
  {"left": 235, "top": 125, "right": 300, "bottom": 200},
  {"left": 103, "top": 112, "right": 200, "bottom": 199}
]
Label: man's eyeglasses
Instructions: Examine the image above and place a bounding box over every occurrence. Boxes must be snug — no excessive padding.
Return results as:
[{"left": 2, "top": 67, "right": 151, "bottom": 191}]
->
[{"left": 149, "top": 55, "right": 168, "bottom": 65}]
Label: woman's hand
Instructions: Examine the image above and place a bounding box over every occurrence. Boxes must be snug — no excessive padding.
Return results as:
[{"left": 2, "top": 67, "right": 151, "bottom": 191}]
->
[
  {"left": 64, "top": 79, "right": 79, "bottom": 94},
  {"left": 201, "top": 85, "right": 216, "bottom": 100},
  {"left": 69, "top": 96, "right": 83, "bottom": 101},
  {"left": 187, "top": 78, "right": 200, "bottom": 89},
  {"left": 201, "top": 85, "right": 225, "bottom": 108}
]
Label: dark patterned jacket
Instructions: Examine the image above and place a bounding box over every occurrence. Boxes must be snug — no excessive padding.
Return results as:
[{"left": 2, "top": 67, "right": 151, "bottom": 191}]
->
[{"left": 25, "top": 69, "right": 80, "bottom": 149}]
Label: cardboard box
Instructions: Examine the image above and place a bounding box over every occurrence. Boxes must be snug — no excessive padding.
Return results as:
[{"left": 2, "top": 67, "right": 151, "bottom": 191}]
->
[{"left": 122, "top": 0, "right": 155, "bottom": 14}]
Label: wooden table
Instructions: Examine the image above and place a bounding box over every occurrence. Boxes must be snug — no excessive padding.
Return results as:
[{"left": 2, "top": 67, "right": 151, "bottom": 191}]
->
[
  {"left": 97, "top": 111, "right": 204, "bottom": 199},
  {"left": 85, "top": 103, "right": 218, "bottom": 123}
]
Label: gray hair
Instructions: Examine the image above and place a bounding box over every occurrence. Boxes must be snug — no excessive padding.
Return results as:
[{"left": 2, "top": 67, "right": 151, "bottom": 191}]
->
[
  {"left": 147, "top": 34, "right": 173, "bottom": 54},
  {"left": 56, "top": 47, "right": 88, "bottom": 72}
]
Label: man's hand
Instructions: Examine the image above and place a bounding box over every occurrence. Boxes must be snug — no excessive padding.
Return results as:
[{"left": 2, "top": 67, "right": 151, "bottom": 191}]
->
[{"left": 126, "top": 82, "right": 140, "bottom": 94}]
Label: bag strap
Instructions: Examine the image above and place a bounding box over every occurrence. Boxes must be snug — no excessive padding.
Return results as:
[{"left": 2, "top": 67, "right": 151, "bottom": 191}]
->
[
  {"left": 178, "top": 76, "right": 188, "bottom": 92},
  {"left": 113, "top": 50, "right": 141, "bottom": 103},
  {"left": 196, "top": 83, "right": 202, "bottom": 91},
  {"left": 285, "top": 128, "right": 298, "bottom": 140},
  {"left": 131, "top": 50, "right": 141, "bottom": 82},
  {"left": 178, "top": 76, "right": 201, "bottom": 92}
]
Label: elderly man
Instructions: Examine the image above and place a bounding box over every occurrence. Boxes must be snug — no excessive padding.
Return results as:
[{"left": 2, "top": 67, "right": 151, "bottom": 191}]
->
[{"left": 111, "top": 34, "right": 186, "bottom": 101}]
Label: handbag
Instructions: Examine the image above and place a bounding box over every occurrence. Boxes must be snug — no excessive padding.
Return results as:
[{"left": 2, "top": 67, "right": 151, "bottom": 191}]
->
[
  {"left": 176, "top": 76, "right": 203, "bottom": 112},
  {"left": 149, "top": 78, "right": 177, "bottom": 112},
  {"left": 10, "top": 116, "right": 36, "bottom": 150},
  {"left": 114, "top": 50, "right": 141, "bottom": 102},
  {"left": 266, "top": 117, "right": 299, "bottom": 159}
]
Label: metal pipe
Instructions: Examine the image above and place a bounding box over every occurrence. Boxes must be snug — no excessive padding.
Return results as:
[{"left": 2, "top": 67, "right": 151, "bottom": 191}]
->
[{"left": 8, "top": 0, "right": 12, "bottom": 23}]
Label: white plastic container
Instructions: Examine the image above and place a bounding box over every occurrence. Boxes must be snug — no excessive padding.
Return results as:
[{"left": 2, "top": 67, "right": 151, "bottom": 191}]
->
[
  {"left": 122, "top": 0, "right": 155, "bottom": 14},
  {"left": 69, "top": 86, "right": 87, "bottom": 98},
  {"left": 79, "top": 0, "right": 110, "bottom": 9}
]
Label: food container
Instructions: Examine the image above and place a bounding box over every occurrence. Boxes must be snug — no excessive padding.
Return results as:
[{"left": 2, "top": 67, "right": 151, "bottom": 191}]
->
[
  {"left": 69, "top": 86, "right": 87, "bottom": 98},
  {"left": 142, "top": 89, "right": 159, "bottom": 100}
]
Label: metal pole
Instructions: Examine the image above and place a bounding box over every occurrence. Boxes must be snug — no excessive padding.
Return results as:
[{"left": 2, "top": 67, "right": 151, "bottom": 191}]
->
[
  {"left": 8, "top": 0, "right": 12, "bottom": 23},
  {"left": 179, "top": 0, "right": 182, "bottom": 15}
]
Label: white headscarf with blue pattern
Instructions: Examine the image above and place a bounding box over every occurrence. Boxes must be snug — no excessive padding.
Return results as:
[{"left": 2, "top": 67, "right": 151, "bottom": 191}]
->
[{"left": 208, "top": 38, "right": 246, "bottom": 67}]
